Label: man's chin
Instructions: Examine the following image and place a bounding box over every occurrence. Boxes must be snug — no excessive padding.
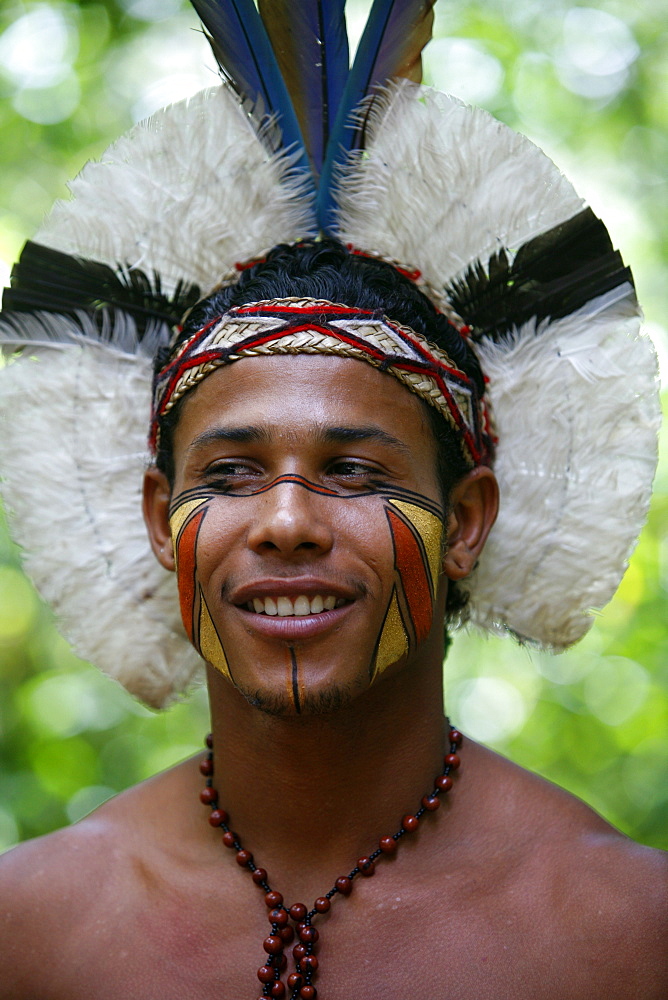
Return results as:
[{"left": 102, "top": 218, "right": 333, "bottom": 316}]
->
[{"left": 234, "top": 681, "right": 358, "bottom": 719}]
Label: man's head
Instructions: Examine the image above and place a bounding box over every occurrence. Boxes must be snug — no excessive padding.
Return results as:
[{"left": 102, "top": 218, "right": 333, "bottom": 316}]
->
[{"left": 143, "top": 240, "right": 498, "bottom": 715}]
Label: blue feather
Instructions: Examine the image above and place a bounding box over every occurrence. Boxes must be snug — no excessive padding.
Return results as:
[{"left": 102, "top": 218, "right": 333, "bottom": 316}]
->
[
  {"left": 317, "top": 0, "right": 435, "bottom": 231},
  {"left": 190, "top": 0, "right": 315, "bottom": 186},
  {"left": 258, "top": 0, "right": 349, "bottom": 177}
]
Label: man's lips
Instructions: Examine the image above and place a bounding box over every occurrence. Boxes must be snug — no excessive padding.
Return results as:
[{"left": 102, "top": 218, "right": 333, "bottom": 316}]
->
[
  {"left": 228, "top": 578, "right": 359, "bottom": 640},
  {"left": 234, "top": 601, "right": 354, "bottom": 640}
]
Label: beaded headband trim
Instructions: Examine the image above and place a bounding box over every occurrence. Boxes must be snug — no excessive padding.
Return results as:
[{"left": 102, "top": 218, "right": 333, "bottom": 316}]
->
[{"left": 151, "top": 297, "right": 494, "bottom": 467}]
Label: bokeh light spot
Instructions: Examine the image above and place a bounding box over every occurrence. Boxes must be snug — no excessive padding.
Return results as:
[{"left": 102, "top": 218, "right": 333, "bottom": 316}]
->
[
  {"left": 0, "top": 4, "right": 79, "bottom": 90},
  {"left": 426, "top": 38, "right": 504, "bottom": 105},
  {"left": 583, "top": 656, "right": 650, "bottom": 726},
  {"left": 451, "top": 676, "right": 528, "bottom": 744},
  {"left": 24, "top": 673, "right": 126, "bottom": 737},
  {"left": 555, "top": 8, "right": 638, "bottom": 101},
  {"left": 12, "top": 75, "right": 81, "bottom": 125}
]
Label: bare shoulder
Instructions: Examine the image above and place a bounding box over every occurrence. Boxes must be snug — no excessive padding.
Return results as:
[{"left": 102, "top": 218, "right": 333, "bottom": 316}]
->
[
  {"left": 542, "top": 821, "right": 668, "bottom": 998},
  {"left": 468, "top": 743, "right": 668, "bottom": 997},
  {"left": 0, "top": 758, "right": 202, "bottom": 1000},
  {"left": 0, "top": 814, "right": 122, "bottom": 998}
]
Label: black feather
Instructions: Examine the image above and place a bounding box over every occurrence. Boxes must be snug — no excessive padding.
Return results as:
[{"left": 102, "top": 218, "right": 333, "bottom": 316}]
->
[
  {"left": 447, "top": 209, "right": 636, "bottom": 340},
  {"left": 2, "top": 241, "right": 201, "bottom": 340}
]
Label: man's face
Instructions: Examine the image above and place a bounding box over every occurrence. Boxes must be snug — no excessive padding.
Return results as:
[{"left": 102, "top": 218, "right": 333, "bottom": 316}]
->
[{"left": 164, "top": 355, "right": 450, "bottom": 715}]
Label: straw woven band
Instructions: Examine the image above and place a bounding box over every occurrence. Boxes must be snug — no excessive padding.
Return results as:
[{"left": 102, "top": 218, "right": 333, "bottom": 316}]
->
[{"left": 151, "top": 297, "right": 494, "bottom": 467}]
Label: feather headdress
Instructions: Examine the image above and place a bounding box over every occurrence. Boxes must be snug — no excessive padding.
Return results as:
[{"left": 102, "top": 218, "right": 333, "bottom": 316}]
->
[{"left": 0, "top": 0, "right": 659, "bottom": 706}]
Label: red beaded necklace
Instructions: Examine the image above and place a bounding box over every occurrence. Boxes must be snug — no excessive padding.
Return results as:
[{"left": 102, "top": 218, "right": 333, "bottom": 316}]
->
[{"left": 199, "top": 721, "right": 463, "bottom": 1000}]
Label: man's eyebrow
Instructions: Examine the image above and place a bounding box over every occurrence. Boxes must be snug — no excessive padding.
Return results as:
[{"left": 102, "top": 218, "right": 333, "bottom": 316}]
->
[
  {"left": 186, "top": 425, "right": 271, "bottom": 454},
  {"left": 319, "top": 425, "right": 412, "bottom": 455},
  {"left": 185, "top": 423, "right": 412, "bottom": 456}
]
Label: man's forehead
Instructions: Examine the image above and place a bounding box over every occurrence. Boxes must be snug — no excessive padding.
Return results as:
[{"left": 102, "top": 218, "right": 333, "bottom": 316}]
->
[
  {"left": 174, "top": 354, "right": 434, "bottom": 454},
  {"left": 183, "top": 421, "right": 416, "bottom": 458}
]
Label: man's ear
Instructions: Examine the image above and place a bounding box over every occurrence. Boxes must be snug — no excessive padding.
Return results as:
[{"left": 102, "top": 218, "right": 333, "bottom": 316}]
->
[
  {"left": 143, "top": 467, "right": 175, "bottom": 571},
  {"left": 443, "top": 466, "right": 499, "bottom": 580}
]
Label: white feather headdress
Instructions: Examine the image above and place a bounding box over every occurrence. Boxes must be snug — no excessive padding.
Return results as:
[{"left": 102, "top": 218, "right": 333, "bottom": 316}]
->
[{"left": 0, "top": 1, "right": 660, "bottom": 707}]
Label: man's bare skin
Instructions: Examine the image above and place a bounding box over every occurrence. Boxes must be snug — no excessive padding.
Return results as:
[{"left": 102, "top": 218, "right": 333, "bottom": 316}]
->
[
  {"left": 1, "top": 357, "right": 666, "bottom": 998},
  {"left": 2, "top": 737, "right": 665, "bottom": 999}
]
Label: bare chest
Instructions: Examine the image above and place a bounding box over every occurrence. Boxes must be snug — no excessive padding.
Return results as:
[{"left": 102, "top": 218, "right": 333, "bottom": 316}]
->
[{"left": 43, "top": 877, "right": 597, "bottom": 1000}]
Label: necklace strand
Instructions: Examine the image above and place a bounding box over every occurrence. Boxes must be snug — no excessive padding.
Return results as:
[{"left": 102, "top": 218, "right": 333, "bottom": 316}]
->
[{"left": 200, "top": 721, "right": 462, "bottom": 999}]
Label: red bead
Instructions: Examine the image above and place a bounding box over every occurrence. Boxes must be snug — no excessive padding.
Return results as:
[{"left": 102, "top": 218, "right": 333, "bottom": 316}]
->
[
  {"left": 314, "top": 897, "right": 330, "bottom": 913},
  {"left": 199, "top": 787, "right": 217, "bottom": 805},
  {"left": 263, "top": 935, "right": 283, "bottom": 955},
  {"left": 277, "top": 954, "right": 287, "bottom": 972},
  {"left": 268, "top": 908, "right": 289, "bottom": 927},
  {"left": 449, "top": 729, "right": 463, "bottom": 746},
  {"left": 422, "top": 795, "right": 440, "bottom": 811},
  {"left": 298, "top": 925, "right": 319, "bottom": 943},
  {"left": 265, "top": 891, "right": 284, "bottom": 908},
  {"left": 222, "top": 830, "right": 237, "bottom": 847},
  {"left": 379, "top": 835, "right": 397, "bottom": 854},
  {"left": 271, "top": 983, "right": 286, "bottom": 998},
  {"left": 300, "top": 986, "right": 316, "bottom": 999},
  {"left": 358, "top": 857, "right": 375, "bottom": 876},
  {"left": 205, "top": 733, "right": 213, "bottom": 748},
  {"left": 252, "top": 868, "right": 268, "bottom": 885},
  {"left": 257, "top": 966, "right": 274, "bottom": 984},
  {"left": 436, "top": 774, "right": 453, "bottom": 792},
  {"left": 289, "top": 902, "right": 307, "bottom": 921},
  {"left": 236, "top": 849, "right": 253, "bottom": 867},
  {"left": 402, "top": 814, "right": 419, "bottom": 832},
  {"left": 208, "top": 808, "right": 228, "bottom": 827},
  {"left": 301, "top": 954, "right": 319, "bottom": 972},
  {"left": 199, "top": 758, "right": 213, "bottom": 776},
  {"left": 292, "top": 943, "right": 307, "bottom": 961},
  {"left": 335, "top": 876, "right": 352, "bottom": 895},
  {"left": 280, "top": 926, "right": 294, "bottom": 944},
  {"left": 287, "top": 973, "right": 303, "bottom": 990},
  {"left": 444, "top": 753, "right": 461, "bottom": 769}
]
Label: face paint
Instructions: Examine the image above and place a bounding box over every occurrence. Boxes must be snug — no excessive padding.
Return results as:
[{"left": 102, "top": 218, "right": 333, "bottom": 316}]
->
[
  {"left": 370, "top": 499, "right": 445, "bottom": 682},
  {"left": 286, "top": 645, "right": 302, "bottom": 714},
  {"left": 169, "top": 495, "right": 232, "bottom": 681},
  {"left": 168, "top": 477, "right": 444, "bottom": 688}
]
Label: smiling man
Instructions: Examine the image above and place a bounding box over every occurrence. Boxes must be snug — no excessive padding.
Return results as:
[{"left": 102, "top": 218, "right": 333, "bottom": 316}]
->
[
  {"left": 0, "top": 0, "right": 666, "bottom": 996},
  {"left": 0, "top": 239, "right": 666, "bottom": 999}
]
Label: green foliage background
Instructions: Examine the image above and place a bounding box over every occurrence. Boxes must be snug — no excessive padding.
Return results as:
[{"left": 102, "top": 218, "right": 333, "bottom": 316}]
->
[{"left": 0, "top": 0, "right": 666, "bottom": 852}]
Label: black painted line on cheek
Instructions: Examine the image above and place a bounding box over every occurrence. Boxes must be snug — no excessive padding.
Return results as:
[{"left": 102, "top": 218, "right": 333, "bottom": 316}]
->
[{"left": 289, "top": 645, "right": 301, "bottom": 714}]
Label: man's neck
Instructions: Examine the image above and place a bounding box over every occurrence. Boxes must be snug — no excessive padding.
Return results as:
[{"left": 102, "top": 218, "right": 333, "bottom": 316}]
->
[{"left": 204, "top": 657, "right": 451, "bottom": 900}]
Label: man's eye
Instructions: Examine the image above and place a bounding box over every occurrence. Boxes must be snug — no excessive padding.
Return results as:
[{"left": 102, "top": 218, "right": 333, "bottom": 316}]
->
[
  {"left": 203, "top": 462, "right": 259, "bottom": 485},
  {"left": 327, "top": 460, "right": 382, "bottom": 479}
]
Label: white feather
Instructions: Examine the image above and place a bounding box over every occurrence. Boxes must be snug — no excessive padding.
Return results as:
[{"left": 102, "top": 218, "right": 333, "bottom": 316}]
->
[
  {"left": 0, "top": 339, "right": 200, "bottom": 708},
  {"left": 334, "top": 82, "right": 584, "bottom": 292},
  {"left": 463, "top": 289, "right": 660, "bottom": 648},
  {"left": 36, "top": 87, "right": 317, "bottom": 297}
]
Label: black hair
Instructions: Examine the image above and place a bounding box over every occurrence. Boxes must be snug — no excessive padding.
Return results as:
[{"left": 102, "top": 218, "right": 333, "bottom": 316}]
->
[{"left": 154, "top": 238, "right": 485, "bottom": 619}]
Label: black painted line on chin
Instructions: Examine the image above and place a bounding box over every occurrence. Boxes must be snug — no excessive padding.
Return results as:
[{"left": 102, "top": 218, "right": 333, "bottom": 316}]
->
[{"left": 289, "top": 645, "right": 301, "bottom": 714}]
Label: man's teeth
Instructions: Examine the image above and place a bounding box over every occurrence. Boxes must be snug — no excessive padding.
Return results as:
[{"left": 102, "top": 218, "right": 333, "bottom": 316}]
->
[{"left": 248, "top": 595, "right": 344, "bottom": 616}]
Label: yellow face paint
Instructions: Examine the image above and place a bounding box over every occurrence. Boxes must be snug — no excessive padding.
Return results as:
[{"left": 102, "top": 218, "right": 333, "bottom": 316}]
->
[
  {"left": 370, "top": 499, "right": 445, "bottom": 681},
  {"left": 169, "top": 495, "right": 232, "bottom": 682}
]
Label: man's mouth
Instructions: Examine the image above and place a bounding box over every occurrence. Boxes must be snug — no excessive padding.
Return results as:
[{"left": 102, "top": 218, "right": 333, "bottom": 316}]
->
[{"left": 246, "top": 595, "right": 348, "bottom": 617}]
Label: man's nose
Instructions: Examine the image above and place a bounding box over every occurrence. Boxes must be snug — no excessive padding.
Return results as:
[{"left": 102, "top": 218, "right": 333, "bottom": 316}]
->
[{"left": 246, "top": 481, "right": 335, "bottom": 557}]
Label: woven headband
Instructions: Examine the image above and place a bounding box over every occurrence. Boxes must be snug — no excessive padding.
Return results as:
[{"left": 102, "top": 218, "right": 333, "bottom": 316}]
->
[{"left": 152, "top": 297, "right": 494, "bottom": 467}]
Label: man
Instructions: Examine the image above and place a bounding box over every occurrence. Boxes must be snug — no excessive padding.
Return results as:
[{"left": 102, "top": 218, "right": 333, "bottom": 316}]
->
[
  {"left": 0, "top": 2, "right": 665, "bottom": 997},
  {"left": 1, "top": 237, "right": 666, "bottom": 999}
]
